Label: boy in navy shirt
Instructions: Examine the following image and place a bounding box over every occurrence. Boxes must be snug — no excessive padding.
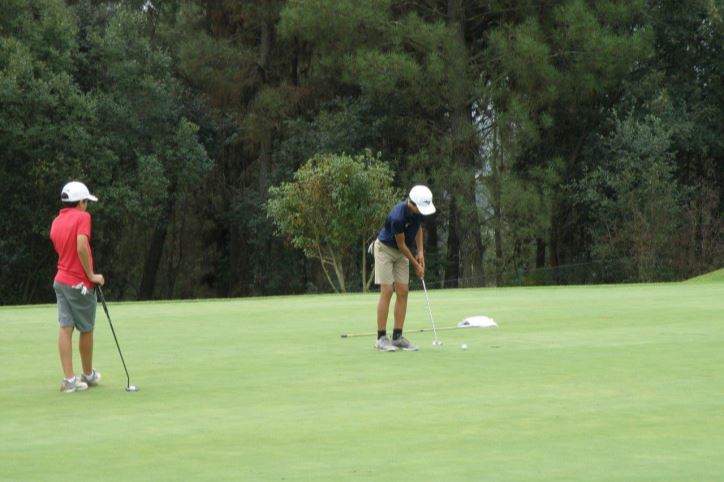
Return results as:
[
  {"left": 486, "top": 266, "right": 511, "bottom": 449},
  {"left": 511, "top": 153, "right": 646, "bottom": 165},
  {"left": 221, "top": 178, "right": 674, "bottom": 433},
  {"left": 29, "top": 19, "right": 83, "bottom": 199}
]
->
[{"left": 373, "top": 185, "right": 436, "bottom": 351}]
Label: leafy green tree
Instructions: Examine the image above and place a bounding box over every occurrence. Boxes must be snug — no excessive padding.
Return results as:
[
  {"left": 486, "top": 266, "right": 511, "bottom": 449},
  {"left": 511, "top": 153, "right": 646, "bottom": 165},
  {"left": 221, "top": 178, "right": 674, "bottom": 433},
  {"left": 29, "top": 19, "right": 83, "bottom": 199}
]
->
[
  {"left": 482, "top": 0, "right": 653, "bottom": 278},
  {"left": 648, "top": 0, "right": 722, "bottom": 185},
  {"left": 568, "top": 0, "right": 723, "bottom": 280},
  {"left": 0, "top": 1, "right": 211, "bottom": 303},
  {"left": 157, "top": 0, "right": 301, "bottom": 296},
  {"left": 71, "top": 2, "right": 211, "bottom": 299},
  {"left": 280, "top": 0, "right": 656, "bottom": 288},
  {"left": 274, "top": 97, "right": 384, "bottom": 178},
  {"left": 0, "top": 0, "right": 102, "bottom": 303},
  {"left": 279, "top": 0, "right": 475, "bottom": 287},
  {"left": 267, "top": 152, "right": 400, "bottom": 292},
  {"left": 646, "top": 0, "right": 723, "bottom": 274},
  {"left": 572, "top": 112, "right": 683, "bottom": 281},
  {"left": 3, "top": 0, "right": 721, "bottom": 303}
]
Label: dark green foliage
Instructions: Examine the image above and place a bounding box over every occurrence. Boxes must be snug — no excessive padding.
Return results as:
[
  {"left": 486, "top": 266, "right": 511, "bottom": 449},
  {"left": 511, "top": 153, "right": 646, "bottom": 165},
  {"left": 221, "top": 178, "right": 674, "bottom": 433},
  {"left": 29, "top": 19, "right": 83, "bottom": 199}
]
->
[
  {"left": 572, "top": 111, "right": 684, "bottom": 281},
  {"left": 0, "top": 0, "right": 97, "bottom": 303},
  {"left": 1, "top": 0, "right": 721, "bottom": 303},
  {"left": 0, "top": 0, "right": 209, "bottom": 303}
]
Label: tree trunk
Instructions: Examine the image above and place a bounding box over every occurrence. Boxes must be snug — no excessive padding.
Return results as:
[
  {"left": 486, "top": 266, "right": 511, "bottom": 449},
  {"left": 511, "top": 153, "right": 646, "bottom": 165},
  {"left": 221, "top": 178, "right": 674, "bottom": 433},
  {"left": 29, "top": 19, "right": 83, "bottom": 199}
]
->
[
  {"left": 317, "top": 244, "right": 340, "bottom": 293},
  {"left": 330, "top": 249, "right": 346, "bottom": 292},
  {"left": 257, "top": 18, "right": 272, "bottom": 193},
  {"left": 493, "top": 208, "right": 503, "bottom": 286},
  {"left": 445, "top": 198, "right": 461, "bottom": 288},
  {"left": 472, "top": 217, "right": 486, "bottom": 287},
  {"left": 536, "top": 238, "right": 546, "bottom": 268},
  {"left": 139, "top": 192, "right": 175, "bottom": 300},
  {"left": 426, "top": 215, "right": 439, "bottom": 283},
  {"left": 491, "top": 125, "right": 504, "bottom": 286},
  {"left": 361, "top": 240, "right": 368, "bottom": 293},
  {"left": 549, "top": 206, "right": 560, "bottom": 268},
  {"left": 447, "top": 0, "right": 483, "bottom": 287},
  {"left": 550, "top": 127, "right": 588, "bottom": 272},
  {"left": 164, "top": 211, "right": 184, "bottom": 299}
]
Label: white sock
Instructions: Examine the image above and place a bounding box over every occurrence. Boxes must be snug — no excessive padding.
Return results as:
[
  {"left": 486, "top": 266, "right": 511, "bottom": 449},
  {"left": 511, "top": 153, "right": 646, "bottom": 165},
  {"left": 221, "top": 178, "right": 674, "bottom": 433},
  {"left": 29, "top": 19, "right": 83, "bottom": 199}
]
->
[{"left": 65, "top": 376, "right": 76, "bottom": 383}]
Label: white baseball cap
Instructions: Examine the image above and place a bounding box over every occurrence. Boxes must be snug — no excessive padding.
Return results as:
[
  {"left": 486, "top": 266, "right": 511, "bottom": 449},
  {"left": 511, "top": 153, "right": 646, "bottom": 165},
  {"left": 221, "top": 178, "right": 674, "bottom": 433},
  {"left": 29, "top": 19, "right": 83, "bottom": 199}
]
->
[
  {"left": 61, "top": 181, "right": 98, "bottom": 202},
  {"left": 409, "top": 185, "right": 436, "bottom": 215}
]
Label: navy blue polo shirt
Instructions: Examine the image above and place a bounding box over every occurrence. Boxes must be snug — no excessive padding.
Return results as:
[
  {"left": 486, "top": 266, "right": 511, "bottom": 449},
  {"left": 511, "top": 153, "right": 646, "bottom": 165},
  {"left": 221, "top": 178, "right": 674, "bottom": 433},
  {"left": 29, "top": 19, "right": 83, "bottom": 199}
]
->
[{"left": 378, "top": 201, "right": 423, "bottom": 251}]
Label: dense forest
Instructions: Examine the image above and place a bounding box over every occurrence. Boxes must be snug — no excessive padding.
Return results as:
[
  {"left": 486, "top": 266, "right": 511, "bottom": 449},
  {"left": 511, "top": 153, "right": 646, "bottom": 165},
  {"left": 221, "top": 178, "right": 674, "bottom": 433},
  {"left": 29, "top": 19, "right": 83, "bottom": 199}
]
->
[{"left": 1, "top": 0, "right": 721, "bottom": 304}]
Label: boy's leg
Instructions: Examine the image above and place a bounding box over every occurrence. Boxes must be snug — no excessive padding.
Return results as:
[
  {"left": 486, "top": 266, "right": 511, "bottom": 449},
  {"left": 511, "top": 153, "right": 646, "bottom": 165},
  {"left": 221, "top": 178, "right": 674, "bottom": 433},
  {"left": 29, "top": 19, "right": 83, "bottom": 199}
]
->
[
  {"left": 393, "top": 283, "right": 409, "bottom": 330},
  {"left": 389, "top": 253, "right": 418, "bottom": 350},
  {"left": 374, "top": 241, "right": 400, "bottom": 351},
  {"left": 55, "top": 282, "right": 76, "bottom": 379},
  {"left": 391, "top": 282, "right": 418, "bottom": 350},
  {"left": 374, "top": 240, "right": 397, "bottom": 333},
  {"left": 58, "top": 327, "right": 75, "bottom": 379},
  {"left": 392, "top": 253, "right": 411, "bottom": 330},
  {"left": 79, "top": 330, "right": 94, "bottom": 376},
  {"left": 377, "top": 284, "right": 394, "bottom": 331},
  {"left": 65, "top": 285, "right": 97, "bottom": 376},
  {"left": 375, "top": 285, "right": 398, "bottom": 351}
]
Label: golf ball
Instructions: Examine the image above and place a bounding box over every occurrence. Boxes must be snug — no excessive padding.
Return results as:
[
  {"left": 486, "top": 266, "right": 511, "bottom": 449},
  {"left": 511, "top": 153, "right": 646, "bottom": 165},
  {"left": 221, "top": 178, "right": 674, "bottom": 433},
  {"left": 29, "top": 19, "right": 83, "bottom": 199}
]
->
[{"left": 461, "top": 343, "right": 468, "bottom": 350}]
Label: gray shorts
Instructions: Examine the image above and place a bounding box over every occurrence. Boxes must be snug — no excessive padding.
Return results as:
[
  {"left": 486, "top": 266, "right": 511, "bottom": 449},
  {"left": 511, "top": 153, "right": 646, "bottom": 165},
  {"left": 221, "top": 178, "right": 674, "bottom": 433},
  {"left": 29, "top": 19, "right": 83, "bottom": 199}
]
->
[{"left": 53, "top": 281, "right": 97, "bottom": 333}]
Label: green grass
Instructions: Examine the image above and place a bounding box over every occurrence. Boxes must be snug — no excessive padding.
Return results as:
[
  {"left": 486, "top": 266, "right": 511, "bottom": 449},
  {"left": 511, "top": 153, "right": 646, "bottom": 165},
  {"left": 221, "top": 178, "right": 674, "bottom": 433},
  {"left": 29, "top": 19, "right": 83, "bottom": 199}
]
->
[
  {"left": 2, "top": 278, "right": 723, "bottom": 481},
  {"left": 686, "top": 267, "right": 724, "bottom": 283}
]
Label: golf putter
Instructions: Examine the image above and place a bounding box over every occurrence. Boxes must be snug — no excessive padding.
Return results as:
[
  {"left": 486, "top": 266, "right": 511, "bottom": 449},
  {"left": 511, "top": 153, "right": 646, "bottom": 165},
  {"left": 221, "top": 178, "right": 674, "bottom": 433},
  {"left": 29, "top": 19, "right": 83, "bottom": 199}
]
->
[
  {"left": 97, "top": 286, "right": 139, "bottom": 392},
  {"left": 421, "top": 278, "right": 441, "bottom": 346}
]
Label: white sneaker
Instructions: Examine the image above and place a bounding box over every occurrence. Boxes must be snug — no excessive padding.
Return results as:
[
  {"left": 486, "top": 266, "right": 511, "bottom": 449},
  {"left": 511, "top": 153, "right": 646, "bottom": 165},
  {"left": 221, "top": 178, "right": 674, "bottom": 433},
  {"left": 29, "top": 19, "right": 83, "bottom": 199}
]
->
[
  {"left": 81, "top": 369, "right": 101, "bottom": 387},
  {"left": 375, "top": 336, "right": 398, "bottom": 352},
  {"left": 391, "top": 336, "right": 418, "bottom": 351},
  {"left": 60, "top": 377, "right": 88, "bottom": 393}
]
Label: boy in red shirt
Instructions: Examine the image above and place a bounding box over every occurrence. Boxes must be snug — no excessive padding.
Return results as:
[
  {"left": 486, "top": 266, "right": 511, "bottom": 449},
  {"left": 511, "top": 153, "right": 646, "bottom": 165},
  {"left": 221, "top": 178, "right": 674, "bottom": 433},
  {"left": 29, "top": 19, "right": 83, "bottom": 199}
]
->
[{"left": 50, "top": 181, "right": 105, "bottom": 392}]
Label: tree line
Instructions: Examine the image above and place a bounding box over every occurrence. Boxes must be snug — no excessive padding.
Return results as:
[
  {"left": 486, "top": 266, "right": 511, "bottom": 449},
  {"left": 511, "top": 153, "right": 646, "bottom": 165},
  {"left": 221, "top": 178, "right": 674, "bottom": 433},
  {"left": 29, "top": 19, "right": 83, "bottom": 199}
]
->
[{"left": 1, "top": 0, "right": 721, "bottom": 304}]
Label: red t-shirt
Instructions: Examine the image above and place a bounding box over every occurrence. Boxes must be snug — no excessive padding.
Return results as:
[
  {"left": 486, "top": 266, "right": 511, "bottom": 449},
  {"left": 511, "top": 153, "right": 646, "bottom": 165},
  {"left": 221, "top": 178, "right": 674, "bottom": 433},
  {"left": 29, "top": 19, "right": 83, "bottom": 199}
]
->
[{"left": 50, "top": 208, "right": 94, "bottom": 289}]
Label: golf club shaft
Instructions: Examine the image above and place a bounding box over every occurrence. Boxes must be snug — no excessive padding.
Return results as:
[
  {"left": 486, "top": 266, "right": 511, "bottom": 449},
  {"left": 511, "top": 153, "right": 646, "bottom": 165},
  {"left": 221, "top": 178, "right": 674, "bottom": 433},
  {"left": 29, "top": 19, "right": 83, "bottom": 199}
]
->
[
  {"left": 340, "top": 326, "right": 464, "bottom": 338},
  {"left": 97, "top": 286, "right": 131, "bottom": 387},
  {"left": 421, "top": 278, "right": 439, "bottom": 343}
]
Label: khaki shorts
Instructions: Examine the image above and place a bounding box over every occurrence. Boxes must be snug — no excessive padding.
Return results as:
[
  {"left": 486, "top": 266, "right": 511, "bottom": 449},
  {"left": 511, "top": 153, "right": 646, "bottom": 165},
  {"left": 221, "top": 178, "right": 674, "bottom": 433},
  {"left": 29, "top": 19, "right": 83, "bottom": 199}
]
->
[
  {"left": 374, "top": 239, "right": 409, "bottom": 285},
  {"left": 53, "top": 281, "right": 97, "bottom": 333}
]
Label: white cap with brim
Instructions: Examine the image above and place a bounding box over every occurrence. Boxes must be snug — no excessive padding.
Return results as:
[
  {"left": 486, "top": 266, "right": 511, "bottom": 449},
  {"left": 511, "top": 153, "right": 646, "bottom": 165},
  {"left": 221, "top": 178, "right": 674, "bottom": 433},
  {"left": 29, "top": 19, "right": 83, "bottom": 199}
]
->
[
  {"left": 409, "top": 185, "right": 436, "bottom": 216},
  {"left": 61, "top": 181, "right": 98, "bottom": 202}
]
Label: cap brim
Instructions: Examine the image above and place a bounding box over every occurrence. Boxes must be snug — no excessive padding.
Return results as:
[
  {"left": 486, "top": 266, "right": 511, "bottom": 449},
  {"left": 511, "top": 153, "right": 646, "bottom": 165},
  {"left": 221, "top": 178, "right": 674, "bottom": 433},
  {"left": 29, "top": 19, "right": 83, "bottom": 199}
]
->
[
  {"left": 87, "top": 195, "right": 98, "bottom": 202},
  {"left": 418, "top": 203, "right": 436, "bottom": 216}
]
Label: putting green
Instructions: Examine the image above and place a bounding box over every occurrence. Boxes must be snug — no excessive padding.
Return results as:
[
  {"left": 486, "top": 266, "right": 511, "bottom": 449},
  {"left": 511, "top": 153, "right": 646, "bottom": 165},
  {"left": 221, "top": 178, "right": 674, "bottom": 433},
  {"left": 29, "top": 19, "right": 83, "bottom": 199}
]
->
[
  {"left": 686, "top": 267, "right": 724, "bottom": 283},
  {"left": 1, "top": 280, "right": 723, "bottom": 481}
]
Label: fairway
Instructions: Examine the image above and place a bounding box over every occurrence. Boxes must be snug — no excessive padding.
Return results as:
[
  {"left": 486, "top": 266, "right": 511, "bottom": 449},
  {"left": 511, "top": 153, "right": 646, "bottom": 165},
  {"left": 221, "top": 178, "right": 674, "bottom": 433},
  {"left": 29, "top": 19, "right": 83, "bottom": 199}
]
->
[{"left": 2, "top": 280, "right": 723, "bottom": 481}]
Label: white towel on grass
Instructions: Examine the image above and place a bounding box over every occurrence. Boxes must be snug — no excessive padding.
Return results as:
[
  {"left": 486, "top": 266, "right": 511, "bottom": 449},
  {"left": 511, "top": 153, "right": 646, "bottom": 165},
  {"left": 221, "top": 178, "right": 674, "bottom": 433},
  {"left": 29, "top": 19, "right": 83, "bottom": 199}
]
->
[{"left": 457, "top": 316, "right": 497, "bottom": 328}]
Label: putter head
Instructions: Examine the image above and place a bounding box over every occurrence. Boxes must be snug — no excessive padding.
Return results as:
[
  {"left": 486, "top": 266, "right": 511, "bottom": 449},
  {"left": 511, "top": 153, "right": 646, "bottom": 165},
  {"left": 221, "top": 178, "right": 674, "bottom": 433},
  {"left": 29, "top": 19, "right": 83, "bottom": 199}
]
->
[{"left": 126, "top": 385, "right": 139, "bottom": 392}]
